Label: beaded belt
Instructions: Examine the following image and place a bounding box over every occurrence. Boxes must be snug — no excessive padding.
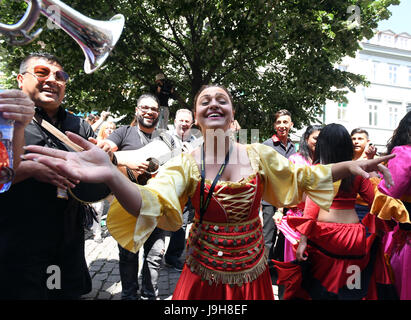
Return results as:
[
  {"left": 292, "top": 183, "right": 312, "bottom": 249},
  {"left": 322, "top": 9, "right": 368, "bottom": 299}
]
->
[{"left": 186, "top": 216, "right": 267, "bottom": 286}]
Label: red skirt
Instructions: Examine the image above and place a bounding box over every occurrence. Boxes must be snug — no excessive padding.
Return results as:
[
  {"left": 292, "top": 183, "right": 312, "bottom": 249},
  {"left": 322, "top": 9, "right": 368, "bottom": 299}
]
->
[
  {"left": 172, "top": 265, "right": 275, "bottom": 300},
  {"left": 270, "top": 216, "right": 397, "bottom": 300}
]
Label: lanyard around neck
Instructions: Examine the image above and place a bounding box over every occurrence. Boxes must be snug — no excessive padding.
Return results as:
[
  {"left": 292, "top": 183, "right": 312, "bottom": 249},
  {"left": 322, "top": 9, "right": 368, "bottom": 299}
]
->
[{"left": 199, "top": 142, "right": 233, "bottom": 224}]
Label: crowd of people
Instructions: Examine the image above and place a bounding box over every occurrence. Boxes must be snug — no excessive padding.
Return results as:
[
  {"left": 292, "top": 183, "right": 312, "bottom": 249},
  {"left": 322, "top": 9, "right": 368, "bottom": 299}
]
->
[{"left": 0, "top": 51, "right": 410, "bottom": 301}]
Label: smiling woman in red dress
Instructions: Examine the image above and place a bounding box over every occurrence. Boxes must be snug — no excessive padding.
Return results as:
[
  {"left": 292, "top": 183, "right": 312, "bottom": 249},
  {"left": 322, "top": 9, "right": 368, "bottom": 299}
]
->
[{"left": 22, "top": 85, "right": 395, "bottom": 300}]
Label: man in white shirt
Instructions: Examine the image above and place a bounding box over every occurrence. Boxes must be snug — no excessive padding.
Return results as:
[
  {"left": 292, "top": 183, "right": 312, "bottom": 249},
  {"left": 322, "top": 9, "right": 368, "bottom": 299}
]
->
[{"left": 163, "top": 109, "right": 199, "bottom": 271}]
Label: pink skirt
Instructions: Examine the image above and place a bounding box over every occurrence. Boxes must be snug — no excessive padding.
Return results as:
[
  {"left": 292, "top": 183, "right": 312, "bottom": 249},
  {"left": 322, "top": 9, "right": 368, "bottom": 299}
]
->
[
  {"left": 384, "top": 225, "right": 411, "bottom": 300},
  {"left": 276, "top": 208, "right": 302, "bottom": 262}
]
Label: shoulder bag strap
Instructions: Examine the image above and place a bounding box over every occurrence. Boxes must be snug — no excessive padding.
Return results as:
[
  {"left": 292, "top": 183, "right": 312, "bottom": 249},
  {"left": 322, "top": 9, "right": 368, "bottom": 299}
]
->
[{"left": 32, "top": 115, "right": 84, "bottom": 152}]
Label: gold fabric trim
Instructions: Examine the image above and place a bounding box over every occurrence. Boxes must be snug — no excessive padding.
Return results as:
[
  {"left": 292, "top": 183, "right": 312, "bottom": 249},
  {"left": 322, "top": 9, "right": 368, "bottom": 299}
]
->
[
  {"left": 185, "top": 249, "right": 268, "bottom": 287},
  {"left": 370, "top": 189, "right": 410, "bottom": 224},
  {"left": 192, "top": 216, "right": 261, "bottom": 227}
]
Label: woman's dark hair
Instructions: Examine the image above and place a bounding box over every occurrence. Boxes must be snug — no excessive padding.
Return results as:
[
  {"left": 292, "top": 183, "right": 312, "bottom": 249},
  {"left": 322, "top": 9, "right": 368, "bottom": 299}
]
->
[
  {"left": 298, "top": 124, "right": 323, "bottom": 162},
  {"left": 386, "top": 111, "right": 411, "bottom": 154},
  {"left": 313, "top": 123, "right": 354, "bottom": 192}
]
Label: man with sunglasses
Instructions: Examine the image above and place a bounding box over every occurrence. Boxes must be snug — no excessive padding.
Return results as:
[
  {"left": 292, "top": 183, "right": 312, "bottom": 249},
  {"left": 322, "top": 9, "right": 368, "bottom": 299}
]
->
[
  {"left": 0, "top": 53, "right": 96, "bottom": 300},
  {"left": 103, "top": 93, "right": 166, "bottom": 300}
]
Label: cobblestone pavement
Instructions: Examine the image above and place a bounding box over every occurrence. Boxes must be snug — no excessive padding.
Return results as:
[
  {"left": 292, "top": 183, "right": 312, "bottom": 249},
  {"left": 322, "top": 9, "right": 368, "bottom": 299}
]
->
[{"left": 81, "top": 226, "right": 278, "bottom": 300}]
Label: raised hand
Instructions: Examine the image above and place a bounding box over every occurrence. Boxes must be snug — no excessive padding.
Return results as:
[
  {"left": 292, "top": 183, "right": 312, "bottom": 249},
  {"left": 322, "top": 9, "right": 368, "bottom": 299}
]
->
[
  {"left": 349, "top": 154, "right": 395, "bottom": 188},
  {"left": 0, "top": 90, "right": 35, "bottom": 129},
  {"left": 364, "top": 144, "right": 377, "bottom": 160},
  {"left": 23, "top": 131, "right": 115, "bottom": 185}
]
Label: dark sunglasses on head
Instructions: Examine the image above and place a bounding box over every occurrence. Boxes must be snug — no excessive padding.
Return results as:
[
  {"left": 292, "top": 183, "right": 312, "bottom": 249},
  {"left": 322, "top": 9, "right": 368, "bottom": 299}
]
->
[{"left": 24, "top": 65, "right": 69, "bottom": 83}]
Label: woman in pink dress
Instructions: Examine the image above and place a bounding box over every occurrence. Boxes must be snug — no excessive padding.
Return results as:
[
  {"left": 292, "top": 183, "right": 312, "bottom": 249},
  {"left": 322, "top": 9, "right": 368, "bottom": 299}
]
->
[
  {"left": 370, "top": 111, "right": 411, "bottom": 299},
  {"left": 22, "top": 85, "right": 395, "bottom": 300},
  {"left": 277, "top": 124, "right": 322, "bottom": 262}
]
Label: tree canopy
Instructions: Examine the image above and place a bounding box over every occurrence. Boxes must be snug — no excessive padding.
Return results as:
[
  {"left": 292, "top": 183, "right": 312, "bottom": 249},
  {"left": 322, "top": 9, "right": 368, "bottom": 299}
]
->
[{"left": 0, "top": 0, "right": 399, "bottom": 139}]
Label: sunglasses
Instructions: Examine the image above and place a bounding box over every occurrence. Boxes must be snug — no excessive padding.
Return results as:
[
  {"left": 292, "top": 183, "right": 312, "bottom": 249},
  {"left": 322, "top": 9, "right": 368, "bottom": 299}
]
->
[{"left": 24, "top": 65, "right": 69, "bottom": 83}]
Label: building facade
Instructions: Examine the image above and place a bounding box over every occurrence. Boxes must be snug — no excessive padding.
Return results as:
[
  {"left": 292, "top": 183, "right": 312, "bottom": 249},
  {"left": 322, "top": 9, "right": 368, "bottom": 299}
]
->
[{"left": 293, "top": 30, "right": 411, "bottom": 153}]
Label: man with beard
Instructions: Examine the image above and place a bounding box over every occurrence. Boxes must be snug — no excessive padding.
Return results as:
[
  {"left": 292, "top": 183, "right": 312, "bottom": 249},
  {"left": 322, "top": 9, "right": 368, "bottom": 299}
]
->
[{"left": 104, "top": 93, "right": 165, "bottom": 300}]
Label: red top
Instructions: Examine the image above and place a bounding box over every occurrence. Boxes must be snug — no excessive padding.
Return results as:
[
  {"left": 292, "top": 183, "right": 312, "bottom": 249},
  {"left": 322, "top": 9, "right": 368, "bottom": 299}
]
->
[
  {"left": 186, "top": 174, "right": 268, "bottom": 286},
  {"left": 304, "top": 175, "right": 375, "bottom": 219}
]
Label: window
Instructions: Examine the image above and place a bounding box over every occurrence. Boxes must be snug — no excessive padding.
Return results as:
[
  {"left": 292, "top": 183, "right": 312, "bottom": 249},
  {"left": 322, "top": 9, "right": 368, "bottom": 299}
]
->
[
  {"left": 388, "top": 64, "right": 398, "bottom": 84},
  {"left": 371, "top": 61, "right": 380, "bottom": 82},
  {"left": 388, "top": 101, "right": 401, "bottom": 129},
  {"left": 367, "top": 100, "right": 380, "bottom": 126},
  {"left": 408, "top": 67, "right": 411, "bottom": 86},
  {"left": 382, "top": 34, "right": 394, "bottom": 45},
  {"left": 337, "top": 102, "right": 348, "bottom": 121},
  {"left": 397, "top": 37, "right": 410, "bottom": 49}
]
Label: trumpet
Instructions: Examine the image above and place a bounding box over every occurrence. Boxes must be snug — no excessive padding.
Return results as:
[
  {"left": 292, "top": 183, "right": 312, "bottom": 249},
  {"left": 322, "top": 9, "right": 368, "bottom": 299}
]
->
[{"left": 0, "top": 0, "right": 125, "bottom": 74}]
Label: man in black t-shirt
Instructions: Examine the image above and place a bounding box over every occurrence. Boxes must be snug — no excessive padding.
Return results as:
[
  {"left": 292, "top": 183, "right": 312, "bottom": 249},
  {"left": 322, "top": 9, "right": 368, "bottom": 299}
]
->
[
  {"left": 105, "top": 93, "right": 165, "bottom": 300},
  {"left": 0, "top": 53, "right": 96, "bottom": 299}
]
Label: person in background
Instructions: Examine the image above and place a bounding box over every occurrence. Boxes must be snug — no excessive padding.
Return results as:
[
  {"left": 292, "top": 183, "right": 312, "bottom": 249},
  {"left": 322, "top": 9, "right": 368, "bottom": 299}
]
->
[
  {"left": 370, "top": 111, "right": 411, "bottom": 300},
  {"left": 276, "top": 124, "right": 322, "bottom": 262},
  {"left": 103, "top": 93, "right": 165, "bottom": 300},
  {"left": 261, "top": 109, "right": 295, "bottom": 287},
  {"left": 151, "top": 73, "right": 176, "bottom": 130},
  {"left": 351, "top": 128, "right": 377, "bottom": 161},
  {"left": 92, "top": 111, "right": 110, "bottom": 134},
  {"left": 163, "top": 109, "right": 198, "bottom": 271},
  {"left": 91, "top": 120, "right": 117, "bottom": 242},
  {"left": 351, "top": 128, "right": 379, "bottom": 223},
  {"left": 279, "top": 123, "right": 397, "bottom": 300},
  {"left": 86, "top": 113, "right": 97, "bottom": 127},
  {"left": 97, "top": 120, "right": 116, "bottom": 141}
]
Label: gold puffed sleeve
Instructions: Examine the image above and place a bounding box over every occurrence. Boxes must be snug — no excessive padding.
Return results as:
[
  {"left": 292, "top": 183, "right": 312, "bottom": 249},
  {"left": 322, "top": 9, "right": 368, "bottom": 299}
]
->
[
  {"left": 250, "top": 143, "right": 337, "bottom": 210},
  {"left": 370, "top": 189, "right": 410, "bottom": 223},
  {"left": 107, "top": 153, "right": 199, "bottom": 253}
]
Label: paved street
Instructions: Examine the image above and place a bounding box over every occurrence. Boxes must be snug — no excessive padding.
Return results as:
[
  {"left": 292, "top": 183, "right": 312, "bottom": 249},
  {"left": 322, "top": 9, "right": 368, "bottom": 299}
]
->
[
  {"left": 81, "top": 227, "right": 181, "bottom": 300},
  {"left": 81, "top": 226, "right": 278, "bottom": 300}
]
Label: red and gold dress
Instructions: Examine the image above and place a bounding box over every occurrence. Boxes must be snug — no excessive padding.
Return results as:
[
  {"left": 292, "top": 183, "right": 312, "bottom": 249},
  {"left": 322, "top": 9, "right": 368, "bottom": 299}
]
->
[
  {"left": 278, "top": 175, "right": 397, "bottom": 300},
  {"left": 107, "top": 143, "right": 336, "bottom": 300}
]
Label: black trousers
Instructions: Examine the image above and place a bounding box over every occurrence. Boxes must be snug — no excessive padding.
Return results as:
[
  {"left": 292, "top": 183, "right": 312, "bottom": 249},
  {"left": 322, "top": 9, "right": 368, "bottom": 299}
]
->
[
  {"left": 262, "top": 204, "right": 285, "bottom": 261},
  {"left": 118, "top": 227, "right": 165, "bottom": 300},
  {"left": 164, "top": 200, "right": 191, "bottom": 264}
]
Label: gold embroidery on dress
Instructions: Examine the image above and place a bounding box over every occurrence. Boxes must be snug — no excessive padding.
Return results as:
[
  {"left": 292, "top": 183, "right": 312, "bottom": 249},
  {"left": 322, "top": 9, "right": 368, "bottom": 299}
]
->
[
  {"left": 214, "top": 181, "right": 257, "bottom": 223},
  {"left": 186, "top": 251, "right": 268, "bottom": 287}
]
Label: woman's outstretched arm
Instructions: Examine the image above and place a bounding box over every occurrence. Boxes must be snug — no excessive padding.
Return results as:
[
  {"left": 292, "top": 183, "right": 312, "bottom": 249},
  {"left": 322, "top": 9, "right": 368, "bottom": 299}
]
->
[
  {"left": 331, "top": 154, "right": 395, "bottom": 189},
  {"left": 23, "top": 131, "right": 143, "bottom": 217}
]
